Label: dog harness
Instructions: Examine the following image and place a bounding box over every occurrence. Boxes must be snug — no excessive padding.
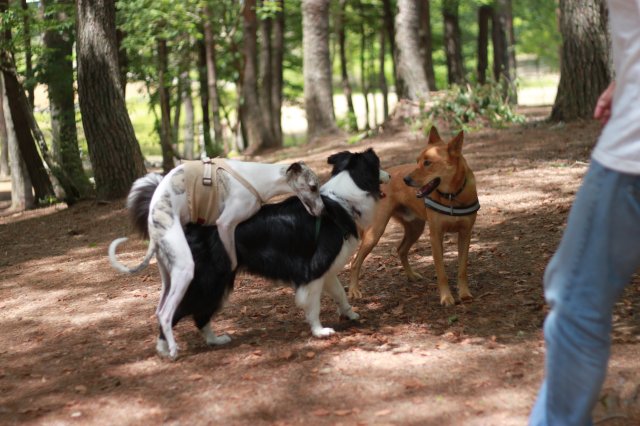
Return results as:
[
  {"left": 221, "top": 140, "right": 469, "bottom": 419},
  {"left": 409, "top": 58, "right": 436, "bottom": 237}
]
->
[
  {"left": 423, "top": 178, "right": 480, "bottom": 217},
  {"left": 183, "top": 158, "right": 263, "bottom": 225}
]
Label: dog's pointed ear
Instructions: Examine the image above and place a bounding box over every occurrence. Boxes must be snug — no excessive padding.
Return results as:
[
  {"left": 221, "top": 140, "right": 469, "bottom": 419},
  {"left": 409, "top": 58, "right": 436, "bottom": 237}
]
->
[
  {"left": 427, "top": 126, "right": 441, "bottom": 145},
  {"left": 447, "top": 131, "right": 464, "bottom": 158}
]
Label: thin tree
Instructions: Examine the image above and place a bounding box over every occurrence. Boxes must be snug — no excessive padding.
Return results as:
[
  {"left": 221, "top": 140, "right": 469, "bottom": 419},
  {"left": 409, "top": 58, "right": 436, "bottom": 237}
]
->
[
  {"left": 396, "top": 0, "right": 429, "bottom": 101},
  {"left": 442, "top": 0, "right": 465, "bottom": 85},
  {"left": 21, "top": 0, "right": 34, "bottom": 108},
  {"left": 156, "top": 36, "right": 174, "bottom": 173},
  {"left": 76, "top": 0, "right": 146, "bottom": 200},
  {"left": 492, "top": 0, "right": 517, "bottom": 101},
  {"left": 551, "top": 0, "right": 610, "bottom": 121},
  {"left": 41, "top": 0, "right": 92, "bottom": 199},
  {"left": 241, "top": 0, "right": 272, "bottom": 153},
  {"left": 270, "top": 0, "right": 285, "bottom": 146},
  {"left": 337, "top": 0, "right": 357, "bottom": 132},
  {"left": 0, "top": 78, "right": 8, "bottom": 178},
  {"left": 477, "top": 5, "right": 492, "bottom": 84},
  {"left": 418, "top": 0, "right": 437, "bottom": 91},
  {"left": 203, "top": 3, "right": 224, "bottom": 152},
  {"left": 302, "top": 0, "right": 338, "bottom": 141},
  {"left": 382, "top": 0, "right": 403, "bottom": 97},
  {"left": 197, "top": 39, "right": 213, "bottom": 156}
]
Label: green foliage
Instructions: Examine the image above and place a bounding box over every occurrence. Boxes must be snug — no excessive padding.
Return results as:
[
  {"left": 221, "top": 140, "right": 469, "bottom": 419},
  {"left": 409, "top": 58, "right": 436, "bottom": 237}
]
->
[{"left": 424, "top": 82, "right": 525, "bottom": 131}]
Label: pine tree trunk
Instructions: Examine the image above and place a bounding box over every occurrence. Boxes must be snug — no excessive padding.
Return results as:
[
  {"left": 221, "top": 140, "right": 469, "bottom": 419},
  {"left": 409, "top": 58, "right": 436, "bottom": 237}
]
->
[
  {"left": 443, "top": 0, "right": 465, "bottom": 85},
  {"left": 418, "top": 0, "right": 436, "bottom": 91},
  {"left": 492, "top": 0, "right": 517, "bottom": 101},
  {"left": 396, "top": 0, "right": 429, "bottom": 100},
  {"left": 337, "top": 0, "right": 357, "bottom": 132},
  {"left": 182, "top": 70, "right": 195, "bottom": 160},
  {"left": 197, "top": 39, "right": 213, "bottom": 157},
  {"left": 477, "top": 5, "right": 492, "bottom": 84},
  {"left": 157, "top": 37, "right": 174, "bottom": 173},
  {"left": 379, "top": 28, "right": 389, "bottom": 121},
  {"left": 271, "top": 2, "right": 284, "bottom": 146},
  {"left": 0, "top": 75, "right": 8, "bottom": 178},
  {"left": 302, "top": 0, "right": 338, "bottom": 141},
  {"left": 76, "top": 0, "right": 146, "bottom": 200},
  {"left": 259, "top": 14, "right": 278, "bottom": 147},
  {"left": 382, "top": 0, "right": 403, "bottom": 97},
  {"left": 203, "top": 5, "right": 224, "bottom": 152},
  {"left": 1, "top": 73, "right": 33, "bottom": 210},
  {"left": 42, "top": 0, "right": 92, "bottom": 200},
  {"left": 21, "top": 0, "right": 34, "bottom": 109},
  {"left": 360, "top": 24, "right": 370, "bottom": 131},
  {"left": 551, "top": 0, "right": 610, "bottom": 121},
  {"left": 242, "top": 0, "right": 272, "bottom": 153}
]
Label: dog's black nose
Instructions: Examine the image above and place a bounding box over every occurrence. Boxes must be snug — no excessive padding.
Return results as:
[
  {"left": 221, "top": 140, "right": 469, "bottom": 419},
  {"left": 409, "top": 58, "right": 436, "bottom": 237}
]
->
[{"left": 403, "top": 176, "right": 412, "bottom": 185}]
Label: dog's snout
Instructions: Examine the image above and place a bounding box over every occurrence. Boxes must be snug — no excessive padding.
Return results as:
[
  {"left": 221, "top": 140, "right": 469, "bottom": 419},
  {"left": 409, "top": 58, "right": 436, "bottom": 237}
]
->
[
  {"left": 403, "top": 175, "right": 413, "bottom": 186},
  {"left": 379, "top": 169, "right": 391, "bottom": 184}
]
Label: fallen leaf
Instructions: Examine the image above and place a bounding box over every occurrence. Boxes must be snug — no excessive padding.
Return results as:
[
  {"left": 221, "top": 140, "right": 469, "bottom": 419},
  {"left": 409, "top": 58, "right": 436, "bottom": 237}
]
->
[
  {"left": 305, "top": 351, "right": 316, "bottom": 359},
  {"left": 375, "top": 409, "right": 391, "bottom": 416},
  {"left": 334, "top": 409, "right": 351, "bottom": 416},
  {"left": 313, "top": 409, "right": 330, "bottom": 417}
]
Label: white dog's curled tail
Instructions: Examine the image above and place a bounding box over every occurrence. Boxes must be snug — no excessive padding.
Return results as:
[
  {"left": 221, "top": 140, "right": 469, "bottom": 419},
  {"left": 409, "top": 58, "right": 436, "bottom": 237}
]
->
[{"left": 108, "top": 237, "right": 156, "bottom": 274}]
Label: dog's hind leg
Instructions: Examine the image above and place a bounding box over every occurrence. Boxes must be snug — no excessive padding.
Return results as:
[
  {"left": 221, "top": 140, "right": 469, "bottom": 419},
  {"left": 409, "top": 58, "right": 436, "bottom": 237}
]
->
[
  {"left": 296, "top": 278, "right": 334, "bottom": 337},
  {"left": 397, "top": 218, "right": 426, "bottom": 281},
  {"left": 155, "top": 261, "right": 172, "bottom": 357},
  {"left": 456, "top": 226, "right": 474, "bottom": 301},
  {"left": 198, "top": 322, "right": 232, "bottom": 346},
  {"left": 155, "top": 231, "right": 195, "bottom": 359},
  {"left": 323, "top": 274, "right": 359, "bottom": 321}
]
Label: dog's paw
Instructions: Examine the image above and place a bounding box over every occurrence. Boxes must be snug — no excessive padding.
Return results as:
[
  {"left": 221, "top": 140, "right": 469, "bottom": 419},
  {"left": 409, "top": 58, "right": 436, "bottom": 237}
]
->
[
  {"left": 340, "top": 309, "right": 360, "bottom": 321},
  {"left": 205, "top": 334, "right": 232, "bottom": 346},
  {"left": 406, "top": 270, "right": 423, "bottom": 282},
  {"left": 440, "top": 293, "right": 456, "bottom": 307},
  {"left": 156, "top": 338, "right": 173, "bottom": 358},
  {"left": 312, "top": 327, "right": 336, "bottom": 338},
  {"left": 348, "top": 287, "right": 363, "bottom": 299},
  {"left": 459, "top": 291, "right": 473, "bottom": 301}
]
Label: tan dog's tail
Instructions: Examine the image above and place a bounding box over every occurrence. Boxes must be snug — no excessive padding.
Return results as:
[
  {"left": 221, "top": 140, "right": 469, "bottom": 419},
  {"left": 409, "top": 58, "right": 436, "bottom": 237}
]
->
[{"left": 108, "top": 237, "right": 156, "bottom": 274}]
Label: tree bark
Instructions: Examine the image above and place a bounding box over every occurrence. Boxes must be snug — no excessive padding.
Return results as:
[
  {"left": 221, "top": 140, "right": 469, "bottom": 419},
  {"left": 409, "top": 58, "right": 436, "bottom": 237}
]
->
[
  {"left": 0, "top": 72, "right": 8, "bottom": 178},
  {"left": 42, "top": 0, "right": 92, "bottom": 200},
  {"left": 242, "top": 0, "right": 272, "bottom": 153},
  {"left": 443, "top": 0, "right": 465, "bottom": 85},
  {"left": 477, "top": 5, "right": 492, "bottom": 84},
  {"left": 418, "top": 0, "right": 436, "bottom": 91},
  {"left": 197, "top": 39, "right": 213, "bottom": 157},
  {"left": 395, "top": 0, "right": 429, "bottom": 100},
  {"left": 551, "top": 0, "right": 611, "bottom": 121},
  {"left": 382, "top": 0, "right": 403, "bottom": 97},
  {"left": 181, "top": 70, "right": 195, "bottom": 160},
  {"left": 21, "top": 0, "right": 34, "bottom": 109},
  {"left": 360, "top": 19, "right": 370, "bottom": 131},
  {"left": 302, "top": 0, "right": 338, "bottom": 141},
  {"left": 259, "top": 12, "right": 278, "bottom": 147},
  {"left": 270, "top": 1, "right": 284, "bottom": 146},
  {"left": 157, "top": 37, "right": 174, "bottom": 173},
  {"left": 379, "top": 27, "right": 389, "bottom": 121},
  {"left": 203, "top": 5, "right": 224, "bottom": 153},
  {"left": 1, "top": 73, "right": 33, "bottom": 210},
  {"left": 337, "top": 0, "right": 357, "bottom": 132},
  {"left": 76, "top": 0, "right": 146, "bottom": 200},
  {"left": 492, "top": 0, "right": 517, "bottom": 101}
]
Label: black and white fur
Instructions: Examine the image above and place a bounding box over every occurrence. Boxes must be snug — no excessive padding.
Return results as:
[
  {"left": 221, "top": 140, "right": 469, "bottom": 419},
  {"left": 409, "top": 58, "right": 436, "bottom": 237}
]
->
[
  {"left": 108, "top": 160, "right": 324, "bottom": 359},
  {"left": 161, "top": 149, "right": 391, "bottom": 354}
]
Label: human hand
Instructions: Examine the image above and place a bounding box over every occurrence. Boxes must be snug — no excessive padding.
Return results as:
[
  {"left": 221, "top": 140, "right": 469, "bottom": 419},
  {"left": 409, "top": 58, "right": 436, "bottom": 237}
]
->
[{"left": 594, "top": 81, "right": 616, "bottom": 125}]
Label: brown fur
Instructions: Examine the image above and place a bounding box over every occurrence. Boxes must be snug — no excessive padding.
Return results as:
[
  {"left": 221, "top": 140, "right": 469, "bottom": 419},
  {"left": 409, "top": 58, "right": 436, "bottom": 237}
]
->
[{"left": 349, "top": 127, "right": 478, "bottom": 306}]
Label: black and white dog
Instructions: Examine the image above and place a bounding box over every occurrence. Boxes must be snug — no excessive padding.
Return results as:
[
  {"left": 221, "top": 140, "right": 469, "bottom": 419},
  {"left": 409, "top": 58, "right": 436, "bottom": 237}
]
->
[{"left": 125, "top": 149, "right": 389, "bottom": 357}]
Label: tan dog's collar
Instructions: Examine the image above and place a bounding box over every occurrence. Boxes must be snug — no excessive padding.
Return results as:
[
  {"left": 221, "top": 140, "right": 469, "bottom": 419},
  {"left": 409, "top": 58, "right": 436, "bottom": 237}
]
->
[{"left": 424, "top": 196, "right": 480, "bottom": 216}]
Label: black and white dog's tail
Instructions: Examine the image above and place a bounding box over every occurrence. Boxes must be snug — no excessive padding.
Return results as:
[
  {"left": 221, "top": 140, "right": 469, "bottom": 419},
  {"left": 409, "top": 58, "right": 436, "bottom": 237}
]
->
[
  {"left": 108, "top": 173, "right": 162, "bottom": 274},
  {"left": 127, "top": 173, "right": 163, "bottom": 239}
]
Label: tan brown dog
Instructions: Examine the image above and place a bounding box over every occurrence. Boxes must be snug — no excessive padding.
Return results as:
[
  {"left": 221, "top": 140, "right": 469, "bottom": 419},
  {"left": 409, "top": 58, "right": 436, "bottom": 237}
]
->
[{"left": 349, "top": 127, "right": 479, "bottom": 306}]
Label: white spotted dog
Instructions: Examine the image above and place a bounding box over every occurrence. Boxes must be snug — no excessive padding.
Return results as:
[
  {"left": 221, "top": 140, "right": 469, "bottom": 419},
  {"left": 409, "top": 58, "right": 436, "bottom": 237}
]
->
[{"left": 109, "top": 159, "right": 324, "bottom": 359}]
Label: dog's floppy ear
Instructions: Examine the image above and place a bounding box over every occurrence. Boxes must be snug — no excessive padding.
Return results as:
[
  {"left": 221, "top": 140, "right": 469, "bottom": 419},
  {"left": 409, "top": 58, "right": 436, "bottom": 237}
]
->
[
  {"left": 447, "top": 131, "right": 464, "bottom": 158},
  {"left": 427, "top": 126, "right": 441, "bottom": 145},
  {"left": 327, "top": 151, "right": 352, "bottom": 175},
  {"left": 287, "top": 162, "right": 303, "bottom": 175}
]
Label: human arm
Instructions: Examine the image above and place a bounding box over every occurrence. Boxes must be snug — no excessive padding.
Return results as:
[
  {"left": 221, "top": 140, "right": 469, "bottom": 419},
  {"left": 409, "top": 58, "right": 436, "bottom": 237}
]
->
[{"left": 593, "top": 81, "right": 616, "bottom": 126}]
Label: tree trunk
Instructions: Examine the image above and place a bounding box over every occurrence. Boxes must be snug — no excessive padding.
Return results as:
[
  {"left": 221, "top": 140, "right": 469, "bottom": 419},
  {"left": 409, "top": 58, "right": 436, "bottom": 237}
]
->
[
  {"left": 338, "top": 4, "right": 357, "bottom": 129},
  {"left": 21, "top": 0, "right": 34, "bottom": 109},
  {"left": 492, "top": 0, "right": 517, "bottom": 101},
  {"left": 271, "top": 1, "right": 284, "bottom": 146},
  {"left": 1, "top": 73, "right": 34, "bottom": 210},
  {"left": 182, "top": 70, "right": 195, "bottom": 160},
  {"left": 379, "top": 27, "right": 389, "bottom": 121},
  {"left": 477, "top": 5, "right": 492, "bottom": 84},
  {"left": 395, "top": 0, "right": 429, "bottom": 101},
  {"left": 360, "top": 21, "right": 370, "bottom": 131},
  {"left": 442, "top": 0, "right": 465, "bottom": 85},
  {"left": 76, "top": 0, "right": 146, "bottom": 200},
  {"left": 157, "top": 37, "right": 174, "bottom": 173},
  {"left": 382, "top": 0, "right": 403, "bottom": 97},
  {"left": 197, "top": 39, "right": 213, "bottom": 157},
  {"left": 302, "top": 0, "right": 338, "bottom": 141},
  {"left": 337, "top": 0, "right": 357, "bottom": 132},
  {"left": 259, "top": 13, "right": 278, "bottom": 147},
  {"left": 418, "top": 0, "right": 437, "bottom": 91},
  {"left": 241, "top": 0, "right": 272, "bottom": 153},
  {"left": 0, "top": 73, "right": 8, "bottom": 178},
  {"left": 42, "top": 0, "right": 92, "bottom": 200},
  {"left": 551, "top": 0, "right": 611, "bottom": 121},
  {"left": 203, "top": 5, "right": 224, "bottom": 153}
]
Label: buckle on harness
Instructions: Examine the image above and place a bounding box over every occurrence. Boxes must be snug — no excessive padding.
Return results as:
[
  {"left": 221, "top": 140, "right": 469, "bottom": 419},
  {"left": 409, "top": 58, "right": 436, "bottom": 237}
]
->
[{"left": 202, "top": 157, "right": 213, "bottom": 186}]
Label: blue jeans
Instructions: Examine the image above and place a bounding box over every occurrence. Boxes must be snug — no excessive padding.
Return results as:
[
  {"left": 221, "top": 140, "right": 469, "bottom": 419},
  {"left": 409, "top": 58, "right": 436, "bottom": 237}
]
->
[{"left": 529, "top": 160, "right": 640, "bottom": 426}]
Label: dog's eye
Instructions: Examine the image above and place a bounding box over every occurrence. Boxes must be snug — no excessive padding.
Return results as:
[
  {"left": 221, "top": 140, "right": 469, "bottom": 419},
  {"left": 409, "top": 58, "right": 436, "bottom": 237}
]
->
[
  {"left": 423, "top": 160, "right": 431, "bottom": 167},
  {"left": 310, "top": 185, "right": 318, "bottom": 192}
]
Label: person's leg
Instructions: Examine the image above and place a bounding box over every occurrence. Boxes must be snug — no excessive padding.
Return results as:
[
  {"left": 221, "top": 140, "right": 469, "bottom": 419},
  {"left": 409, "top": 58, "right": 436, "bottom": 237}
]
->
[{"left": 530, "top": 161, "right": 640, "bottom": 426}]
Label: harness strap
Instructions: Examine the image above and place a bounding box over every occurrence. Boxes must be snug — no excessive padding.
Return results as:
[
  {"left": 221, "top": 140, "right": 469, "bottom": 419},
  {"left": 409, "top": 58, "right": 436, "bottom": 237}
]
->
[
  {"left": 202, "top": 158, "right": 264, "bottom": 203},
  {"left": 436, "top": 177, "right": 467, "bottom": 200},
  {"left": 424, "top": 196, "right": 480, "bottom": 217}
]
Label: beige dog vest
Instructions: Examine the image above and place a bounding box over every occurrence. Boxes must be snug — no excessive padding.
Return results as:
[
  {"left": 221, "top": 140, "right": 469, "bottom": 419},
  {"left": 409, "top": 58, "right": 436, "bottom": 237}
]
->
[{"left": 182, "top": 158, "right": 262, "bottom": 225}]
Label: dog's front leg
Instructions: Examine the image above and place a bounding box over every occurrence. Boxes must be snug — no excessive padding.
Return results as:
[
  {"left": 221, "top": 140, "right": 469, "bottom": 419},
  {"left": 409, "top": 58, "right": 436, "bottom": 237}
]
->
[
  {"left": 296, "top": 279, "right": 335, "bottom": 337},
  {"left": 456, "top": 226, "right": 473, "bottom": 301},
  {"left": 323, "top": 274, "right": 359, "bottom": 320},
  {"left": 428, "top": 225, "right": 455, "bottom": 306}
]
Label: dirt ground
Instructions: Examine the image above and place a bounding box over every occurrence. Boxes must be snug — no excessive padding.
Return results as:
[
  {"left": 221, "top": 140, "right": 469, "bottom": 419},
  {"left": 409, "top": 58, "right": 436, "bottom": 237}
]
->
[{"left": 2, "top": 107, "right": 640, "bottom": 426}]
